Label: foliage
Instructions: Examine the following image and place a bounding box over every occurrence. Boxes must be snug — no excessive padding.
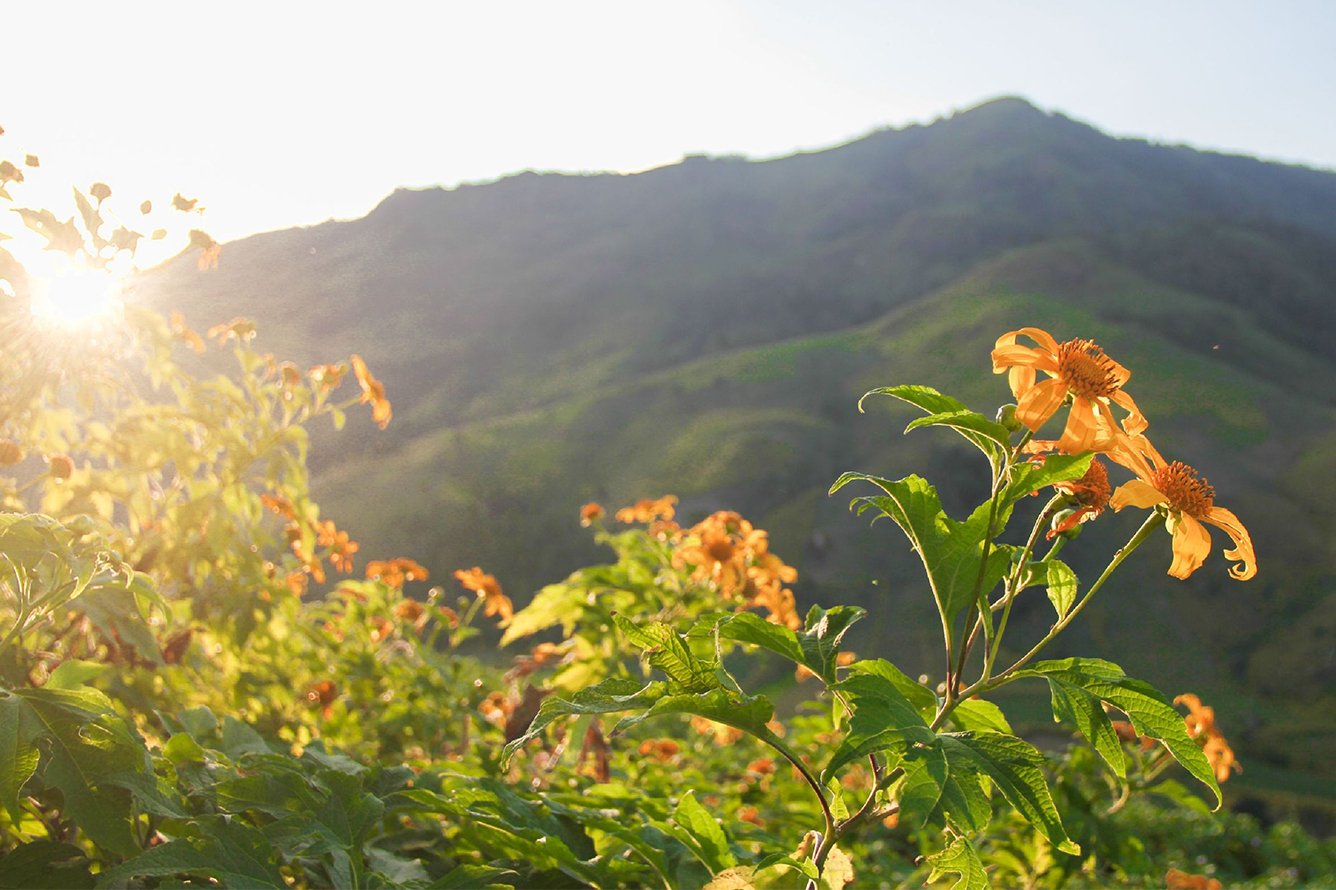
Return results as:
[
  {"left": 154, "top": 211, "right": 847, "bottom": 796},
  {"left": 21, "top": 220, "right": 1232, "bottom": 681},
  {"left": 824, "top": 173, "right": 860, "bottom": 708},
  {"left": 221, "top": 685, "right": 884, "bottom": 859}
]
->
[{"left": 0, "top": 138, "right": 1329, "bottom": 889}]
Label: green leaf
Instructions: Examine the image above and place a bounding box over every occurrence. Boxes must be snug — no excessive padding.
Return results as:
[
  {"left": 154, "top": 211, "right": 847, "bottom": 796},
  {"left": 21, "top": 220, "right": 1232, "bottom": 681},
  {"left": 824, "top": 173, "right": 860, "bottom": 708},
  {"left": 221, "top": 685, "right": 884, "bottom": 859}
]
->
[
  {"left": 0, "top": 693, "right": 39, "bottom": 821},
  {"left": 1043, "top": 560, "right": 1078, "bottom": 621},
  {"left": 829, "top": 474, "right": 1010, "bottom": 642},
  {"left": 859, "top": 385, "right": 1007, "bottom": 468},
  {"left": 932, "top": 745, "right": 992, "bottom": 834},
  {"left": 1016, "top": 658, "right": 1222, "bottom": 807},
  {"left": 46, "top": 660, "right": 108, "bottom": 690},
  {"left": 924, "top": 835, "right": 990, "bottom": 890},
  {"left": 949, "top": 699, "right": 1012, "bottom": 734},
  {"left": 17, "top": 686, "right": 147, "bottom": 857},
  {"left": 614, "top": 614, "right": 715, "bottom": 692},
  {"left": 501, "top": 677, "right": 660, "bottom": 766},
  {"left": 610, "top": 688, "right": 774, "bottom": 740},
  {"left": 668, "top": 790, "right": 735, "bottom": 873},
  {"left": 426, "top": 864, "right": 518, "bottom": 889},
  {"left": 1047, "top": 680, "right": 1125, "bottom": 779},
  {"left": 0, "top": 841, "right": 92, "bottom": 889},
  {"left": 898, "top": 744, "right": 948, "bottom": 829},
  {"left": 96, "top": 819, "right": 286, "bottom": 888},
  {"left": 1003, "top": 453, "right": 1093, "bottom": 506},
  {"left": 942, "top": 732, "right": 1079, "bottom": 855},
  {"left": 823, "top": 663, "right": 932, "bottom": 781},
  {"left": 715, "top": 605, "right": 865, "bottom": 683}
]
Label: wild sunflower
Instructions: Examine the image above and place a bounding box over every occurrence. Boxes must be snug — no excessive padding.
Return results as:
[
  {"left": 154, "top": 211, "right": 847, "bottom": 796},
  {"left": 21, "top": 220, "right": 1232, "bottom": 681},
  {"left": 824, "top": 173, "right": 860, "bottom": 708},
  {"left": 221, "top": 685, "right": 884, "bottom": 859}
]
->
[
  {"left": 1108, "top": 435, "right": 1256, "bottom": 581},
  {"left": 992, "top": 327, "right": 1147, "bottom": 453}
]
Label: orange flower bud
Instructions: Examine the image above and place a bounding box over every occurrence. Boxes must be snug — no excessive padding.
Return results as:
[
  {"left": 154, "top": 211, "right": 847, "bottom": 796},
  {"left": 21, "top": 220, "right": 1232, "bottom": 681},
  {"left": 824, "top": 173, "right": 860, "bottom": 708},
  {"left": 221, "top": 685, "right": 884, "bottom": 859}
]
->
[
  {"left": 46, "top": 454, "right": 74, "bottom": 479},
  {"left": 0, "top": 440, "right": 24, "bottom": 465}
]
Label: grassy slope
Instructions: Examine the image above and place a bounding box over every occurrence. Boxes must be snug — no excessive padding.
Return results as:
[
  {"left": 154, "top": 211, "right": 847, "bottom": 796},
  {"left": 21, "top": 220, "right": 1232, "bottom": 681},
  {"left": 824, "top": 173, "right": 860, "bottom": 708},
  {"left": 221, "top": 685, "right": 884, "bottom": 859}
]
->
[{"left": 315, "top": 240, "right": 1336, "bottom": 802}]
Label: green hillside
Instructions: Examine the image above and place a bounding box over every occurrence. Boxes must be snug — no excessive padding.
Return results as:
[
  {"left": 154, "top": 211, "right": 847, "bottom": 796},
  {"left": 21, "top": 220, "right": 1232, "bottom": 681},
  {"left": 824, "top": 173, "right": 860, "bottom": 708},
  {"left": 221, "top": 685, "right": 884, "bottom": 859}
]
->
[{"left": 141, "top": 98, "right": 1336, "bottom": 819}]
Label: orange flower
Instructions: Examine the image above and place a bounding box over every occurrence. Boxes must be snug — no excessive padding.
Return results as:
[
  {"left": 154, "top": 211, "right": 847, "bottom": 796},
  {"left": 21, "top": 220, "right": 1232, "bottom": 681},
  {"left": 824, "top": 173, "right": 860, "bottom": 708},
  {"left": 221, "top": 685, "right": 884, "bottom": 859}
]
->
[
  {"left": 1165, "top": 867, "right": 1223, "bottom": 890},
  {"left": 1175, "top": 693, "right": 1242, "bottom": 783},
  {"left": 260, "top": 493, "right": 298, "bottom": 520},
  {"left": 351, "top": 354, "right": 392, "bottom": 429},
  {"left": 307, "top": 363, "right": 346, "bottom": 391},
  {"left": 169, "top": 311, "right": 206, "bottom": 353},
  {"left": 1047, "top": 456, "right": 1112, "bottom": 538},
  {"left": 992, "top": 327, "right": 1147, "bottom": 453},
  {"left": 366, "top": 557, "right": 429, "bottom": 590},
  {"left": 206, "top": 317, "right": 255, "bottom": 344},
  {"left": 0, "top": 439, "right": 24, "bottom": 465},
  {"left": 45, "top": 454, "right": 74, "bottom": 480},
  {"left": 614, "top": 495, "right": 677, "bottom": 524},
  {"left": 455, "top": 566, "right": 512, "bottom": 621},
  {"left": 1108, "top": 435, "right": 1256, "bottom": 581},
  {"left": 637, "top": 739, "right": 681, "bottom": 762},
  {"left": 579, "top": 502, "right": 605, "bottom": 526}
]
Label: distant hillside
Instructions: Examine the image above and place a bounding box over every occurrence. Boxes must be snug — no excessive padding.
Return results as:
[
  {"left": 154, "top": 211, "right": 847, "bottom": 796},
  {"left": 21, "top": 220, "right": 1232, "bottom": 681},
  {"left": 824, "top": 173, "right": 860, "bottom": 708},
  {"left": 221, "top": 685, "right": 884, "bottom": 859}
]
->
[{"left": 143, "top": 97, "right": 1336, "bottom": 814}]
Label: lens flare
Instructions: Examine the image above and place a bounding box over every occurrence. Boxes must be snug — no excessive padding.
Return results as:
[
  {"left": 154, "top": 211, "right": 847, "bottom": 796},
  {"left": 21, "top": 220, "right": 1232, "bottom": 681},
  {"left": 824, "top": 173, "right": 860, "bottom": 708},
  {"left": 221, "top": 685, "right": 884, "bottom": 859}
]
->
[{"left": 30, "top": 267, "right": 122, "bottom": 326}]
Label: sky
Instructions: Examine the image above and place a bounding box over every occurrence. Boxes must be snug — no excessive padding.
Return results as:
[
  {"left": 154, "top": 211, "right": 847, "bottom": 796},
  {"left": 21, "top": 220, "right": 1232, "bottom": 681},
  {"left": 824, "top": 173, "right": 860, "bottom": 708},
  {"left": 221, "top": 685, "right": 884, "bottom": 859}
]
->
[{"left": 3, "top": 1, "right": 1334, "bottom": 243}]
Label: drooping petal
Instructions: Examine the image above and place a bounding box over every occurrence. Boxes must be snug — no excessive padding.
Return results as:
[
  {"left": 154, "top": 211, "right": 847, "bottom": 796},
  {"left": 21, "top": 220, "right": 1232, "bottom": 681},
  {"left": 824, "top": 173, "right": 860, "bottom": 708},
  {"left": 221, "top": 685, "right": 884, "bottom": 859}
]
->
[
  {"left": 1202, "top": 506, "right": 1257, "bottom": 581},
  {"left": 1109, "top": 479, "right": 1169, "bottom": 511},
  {"left": 1166, "top": 513, "right": 1212, "bottom": 579},
  {"left": 1109, "top": 388, "right": 1149, "bottom": 436},
  {"left": 991, "top": 343, "right": 1060, "bottom": 373},
  {"left": 995, "top": 327, "right": 1060, "bottom": 357},
  {"left": 1008, "top": 364, "right": 1037, "bottom": 400},
  {"left": 1106, "top": 432, "right": 1161, "bottom": 481},
  {"left": 1056, "top": 396, "right": 1104, "bottom": 453},
  {"left": 1015, "top": 377, "right": 1068, "bottom": 431}
]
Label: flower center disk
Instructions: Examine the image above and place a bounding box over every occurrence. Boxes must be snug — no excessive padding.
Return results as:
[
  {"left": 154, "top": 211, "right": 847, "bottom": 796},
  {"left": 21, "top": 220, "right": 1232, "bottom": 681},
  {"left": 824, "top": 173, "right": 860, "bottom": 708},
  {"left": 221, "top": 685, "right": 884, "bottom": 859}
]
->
[
  {"left": 1153, "top": 461, "right": 1215, "bottom": 518},
  {"left": 1056, "top": 338, "right": 1122, "bottom": 400}
]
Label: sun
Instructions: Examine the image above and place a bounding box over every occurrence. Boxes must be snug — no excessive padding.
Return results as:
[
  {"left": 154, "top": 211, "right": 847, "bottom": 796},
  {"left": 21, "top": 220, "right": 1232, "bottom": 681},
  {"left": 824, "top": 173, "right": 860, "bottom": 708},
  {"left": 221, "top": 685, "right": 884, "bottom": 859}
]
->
[{"left": 29, "top": 266, "right": 123, "bottom": 326}]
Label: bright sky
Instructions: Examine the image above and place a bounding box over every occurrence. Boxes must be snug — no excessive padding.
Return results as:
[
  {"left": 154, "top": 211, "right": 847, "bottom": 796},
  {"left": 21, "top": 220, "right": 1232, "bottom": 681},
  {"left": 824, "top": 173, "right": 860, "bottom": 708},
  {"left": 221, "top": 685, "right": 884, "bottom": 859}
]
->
[{"left": 4, "top": 1, "right": 1334, "bottom": 242}]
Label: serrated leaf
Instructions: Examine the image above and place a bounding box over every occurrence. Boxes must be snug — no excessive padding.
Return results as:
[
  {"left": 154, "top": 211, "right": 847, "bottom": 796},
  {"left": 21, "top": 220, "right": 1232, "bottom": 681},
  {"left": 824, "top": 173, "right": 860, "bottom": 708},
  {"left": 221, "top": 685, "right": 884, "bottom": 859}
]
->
[
  {"left": 949, "top": 699, "right": 1012, "bottom": 734},
  {"left": 716, "top": 606, "right": 864, "bottom": 683},
  {"left": 95, "top": 819, "right": 286, "bottom": 888},
  {"left": 898, "top": 744, "right": 948, "bottom": 828},
  {"left": 1043, "top": 560, "right": 1078, "bottom": 621},
  {"left": 1016, "top": 658, "right": 1221, "bottom": 807},
  {"left": 611, "top": 688, "right": 774, "bottom": 739},
  {"left": 500, "top": 677, "right": 664, "bottom": 766},
  {"left": 932, "top": 747, "right": 992, "bottom": 834},
  {"left": 614, "top": 614, "right": 716, "bottom": 692},
  {"left": 859, "top": 385, "right": 1007, "bottom": 468},
  {"left": 0, "top": 840, "right": 92, "bottom": 889},
  {"left": 1003, "top": 453, "right": 1093, "bottom": 506},
  {"left": 818, "top": 844, "right": 854, "bottom": 890},
  {"left": 942, "top": 732, "right": 1079, "bottom": 854},
  {"left": 426, "top": 864, "right": 518, "bottom": 889},
  {"left": 670, "top": 790, "right": 735, "bottom": 873},
  {"left": 0, "top": 693, "right": 39, "bottom": 821},
  {"left": 925, "top": 835, "right": 990, "bottom": 890},
  {"left": 829, "top": 474, "right": 1010, "bottom": 643},
  {"left": 1047, "top": 680, "right": 1125, "bottom": 779}
]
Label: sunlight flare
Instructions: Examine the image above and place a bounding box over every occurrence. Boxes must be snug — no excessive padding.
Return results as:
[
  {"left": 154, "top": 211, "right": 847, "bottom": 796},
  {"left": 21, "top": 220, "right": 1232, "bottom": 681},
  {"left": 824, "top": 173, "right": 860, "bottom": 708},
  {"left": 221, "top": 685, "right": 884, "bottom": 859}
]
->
[{"left": 29, "top": 265, "right": 122, "bottom": 326}]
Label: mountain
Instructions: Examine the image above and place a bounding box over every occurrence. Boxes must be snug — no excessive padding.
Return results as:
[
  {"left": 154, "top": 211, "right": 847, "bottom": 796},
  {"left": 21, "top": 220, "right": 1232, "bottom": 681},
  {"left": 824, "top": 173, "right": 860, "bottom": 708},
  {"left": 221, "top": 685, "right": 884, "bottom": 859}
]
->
[{"left": 144, "top": 97, "right": 1336, "bottom": 816}]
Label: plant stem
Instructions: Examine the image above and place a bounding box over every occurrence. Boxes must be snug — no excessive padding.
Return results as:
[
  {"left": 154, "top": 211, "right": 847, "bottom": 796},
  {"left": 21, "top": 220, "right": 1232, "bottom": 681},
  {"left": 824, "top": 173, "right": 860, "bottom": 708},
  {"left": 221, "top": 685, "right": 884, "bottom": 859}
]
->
[
  {"left": 984, "top": 494, "right": 1064, "bottom": 679},
  {"left": 988, "top": 511, "right": 1165, "bottom": 689}
]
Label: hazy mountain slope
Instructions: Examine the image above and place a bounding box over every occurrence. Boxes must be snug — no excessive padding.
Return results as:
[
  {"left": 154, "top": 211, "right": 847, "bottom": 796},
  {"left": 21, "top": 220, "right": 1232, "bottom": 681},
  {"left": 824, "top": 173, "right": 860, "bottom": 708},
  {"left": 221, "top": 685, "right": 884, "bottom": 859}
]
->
[{"left": 139, "top": 97, "right": 1336, "bottom": 800}]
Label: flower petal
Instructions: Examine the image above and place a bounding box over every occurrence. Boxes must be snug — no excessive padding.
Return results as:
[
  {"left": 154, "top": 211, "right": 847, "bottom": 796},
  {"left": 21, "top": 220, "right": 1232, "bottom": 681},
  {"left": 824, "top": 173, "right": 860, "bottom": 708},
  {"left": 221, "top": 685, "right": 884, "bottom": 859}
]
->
[
  {"left": 1109, "top": 479, "right": 1168, "bottom": 511},
  {"left": 1008, "top": 365, "right": 1036, "bottom": 400},
  {"left": 1166, "top": 513, "right": 1212, "bottom": 579},
  {"left": 996, "top": 327, "right": 1060, "bottom": 356},
  {"left": 1015, "top": 378, "right": 1068, "bottom": 432},
  {"left": 1202, "top": 506, "right": 1257, "bottom": 581},
  {"left": 1110, "top": 388, "right": 1149, "bottom": 436},
  {"left": 1052, "top": 392, "right": 1106, "bottom": 451}
]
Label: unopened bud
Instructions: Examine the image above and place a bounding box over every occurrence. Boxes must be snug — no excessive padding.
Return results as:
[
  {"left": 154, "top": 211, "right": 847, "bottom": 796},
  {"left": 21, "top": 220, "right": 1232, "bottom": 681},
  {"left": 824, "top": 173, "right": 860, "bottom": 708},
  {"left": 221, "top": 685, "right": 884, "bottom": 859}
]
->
[
  {"left": 1050, "top": 508, "right": 1085, "bottom": 540},
  {"left": 996, "top": 403, "right": 1021, "bottom": 432}
]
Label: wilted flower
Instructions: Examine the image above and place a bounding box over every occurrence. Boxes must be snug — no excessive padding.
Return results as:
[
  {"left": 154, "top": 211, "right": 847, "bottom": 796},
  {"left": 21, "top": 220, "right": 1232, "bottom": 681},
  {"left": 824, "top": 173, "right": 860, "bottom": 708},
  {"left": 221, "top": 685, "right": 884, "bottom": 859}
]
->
[{"left": 1047, "top": 456, "right": 1111, "bottom": 538}]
